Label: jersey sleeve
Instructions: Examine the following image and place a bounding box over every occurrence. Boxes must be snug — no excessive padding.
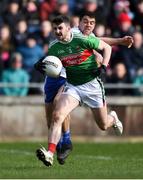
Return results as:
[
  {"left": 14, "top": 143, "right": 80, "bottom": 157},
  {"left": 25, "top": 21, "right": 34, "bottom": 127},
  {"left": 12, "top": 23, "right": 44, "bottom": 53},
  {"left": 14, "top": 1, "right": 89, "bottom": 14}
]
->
[
  {"left": 47, "top": 46, "right": 55, "bottom": 56},
  {"left": 81, "top": 35, "right": 100, "bottom": 50},
  {"left": 47, "top": 40, "right": 59, "bottom": 56},
  {"left": 48, "top": 46, "right": 60, "bottom": 57},
  {"left": 48, "top": 48, "right": 53, "bottom": 56}
]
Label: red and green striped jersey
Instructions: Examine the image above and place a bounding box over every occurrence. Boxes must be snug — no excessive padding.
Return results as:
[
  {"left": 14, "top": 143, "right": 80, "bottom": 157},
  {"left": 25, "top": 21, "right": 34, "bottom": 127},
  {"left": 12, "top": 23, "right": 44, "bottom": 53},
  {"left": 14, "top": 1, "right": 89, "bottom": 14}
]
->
[{"left": 48, "top": 32, "right": 100, "bottom": 85}]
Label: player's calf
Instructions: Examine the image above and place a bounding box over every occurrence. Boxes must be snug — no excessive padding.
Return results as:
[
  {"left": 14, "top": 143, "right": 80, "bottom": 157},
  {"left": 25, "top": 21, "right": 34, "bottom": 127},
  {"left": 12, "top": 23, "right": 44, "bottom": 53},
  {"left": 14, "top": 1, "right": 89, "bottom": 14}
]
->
[{"left": 57, "top": 141, "right": 73, "bottom": 165}]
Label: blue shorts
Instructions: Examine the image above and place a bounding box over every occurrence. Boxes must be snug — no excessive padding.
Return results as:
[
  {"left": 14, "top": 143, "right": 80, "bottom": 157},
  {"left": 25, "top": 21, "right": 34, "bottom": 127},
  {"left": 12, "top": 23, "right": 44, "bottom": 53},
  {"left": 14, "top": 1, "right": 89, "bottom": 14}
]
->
[{"left": 44, "top": 76, "right": 66, "bottom": 103}]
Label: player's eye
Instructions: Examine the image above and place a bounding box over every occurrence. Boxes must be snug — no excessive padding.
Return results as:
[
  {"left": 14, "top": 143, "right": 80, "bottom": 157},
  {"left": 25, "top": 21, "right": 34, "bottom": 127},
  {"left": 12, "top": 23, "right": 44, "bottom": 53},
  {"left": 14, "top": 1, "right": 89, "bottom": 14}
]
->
[
  {"left": 90, "top": 21, "right": 95, "bottom": 25},
  {"left": 83, "top": 20, "right": 88, "bottom": 24},
  {"left": 58, "top": 26, "right": 63, "bottom": 30}
]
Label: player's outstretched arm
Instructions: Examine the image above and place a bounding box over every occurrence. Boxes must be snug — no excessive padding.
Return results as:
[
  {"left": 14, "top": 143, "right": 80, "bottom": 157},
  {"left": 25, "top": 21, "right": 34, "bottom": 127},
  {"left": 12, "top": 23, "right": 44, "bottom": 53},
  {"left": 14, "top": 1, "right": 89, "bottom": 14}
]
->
[{"left": 100, "top": 36, "right": 134, "bottom": 48}]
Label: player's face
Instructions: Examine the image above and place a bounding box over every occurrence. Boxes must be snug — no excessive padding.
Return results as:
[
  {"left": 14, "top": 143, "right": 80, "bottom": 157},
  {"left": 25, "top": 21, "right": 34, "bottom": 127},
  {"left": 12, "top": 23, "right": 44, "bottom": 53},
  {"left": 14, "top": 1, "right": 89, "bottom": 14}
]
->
[
  {"left": 52, "top": 22, "right": 70, "bottom": 41},
  {"left": 79, "top": 16, "right": 96, "bottom": 36}
]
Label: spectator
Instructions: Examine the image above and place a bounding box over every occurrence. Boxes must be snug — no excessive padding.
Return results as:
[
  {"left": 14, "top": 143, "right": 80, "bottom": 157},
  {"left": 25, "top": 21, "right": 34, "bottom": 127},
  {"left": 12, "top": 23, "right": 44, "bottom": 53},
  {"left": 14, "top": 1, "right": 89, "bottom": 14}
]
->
[
  {"left": 76, "top": 0, "right": 107, "bottom": 24},
  {"left": 16, "top": 34, "right": 45, "bottom": 74},
  {"left": 0, "top": 0, "right": 9, "bottom": 16},
  {"left": 94, "top": 23, "right": 106, "bottom": 37},
  {"left": 1, "top": 52, "right": 29, "bottom": 96},
  {"left": 28, "top": 68, "right": 45, "bottom": 95},
  {"left": 0, "top": 25, "right": 14, "bottom": 74},
  {"left": 3, "top": 1, "right": 24, "bottom": 33},
  {"left": 34, "top": 20, "right": 53, "bottom": 54},
  {"left": 70, "top": 14, "right": 80, "bottom": 28},
  {"left": 133, "top": 0, "right": 143, "bottom": 32},
  {"left": 0, "top": 0, "right": 9, "bottom": 26},
  {"left": 68, "top": 0, "right": 76, "bottom": 13},
  {"left": 39, "top": 0, "right": 57, "bottom": 21},
  {"left": 113, "top": 12, "right": 134, "bottom": 37},
  {"left": 133, "top": 68, "right": 143, "bottom": 96},
  {"left": 13, "top": 19, "right": 29, "bottom": 47},
  {"left": 121, "top": 31, "right": 143, "bottom": 79},
  {"left": 49, "top": 0, "right": 70, "bottom": 20},
  {"left": 106, "top": 62, "right": 134, "bottom": 96},
  {"left": 22, "top": 0, "right": 40, "bottom": 33},
  {"left": 98, "top": 0, "right": 111, "bottom": 17},
  {"left": 113, "top": 0, "right": 132, "bottom": 17}
]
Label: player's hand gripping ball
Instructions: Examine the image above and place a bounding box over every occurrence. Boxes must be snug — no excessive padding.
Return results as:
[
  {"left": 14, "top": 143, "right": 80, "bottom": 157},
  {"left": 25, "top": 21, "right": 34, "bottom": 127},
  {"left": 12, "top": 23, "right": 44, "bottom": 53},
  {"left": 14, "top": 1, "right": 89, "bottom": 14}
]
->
[{"left": 34, "top": 56, "right": 62, "bottom": 78}]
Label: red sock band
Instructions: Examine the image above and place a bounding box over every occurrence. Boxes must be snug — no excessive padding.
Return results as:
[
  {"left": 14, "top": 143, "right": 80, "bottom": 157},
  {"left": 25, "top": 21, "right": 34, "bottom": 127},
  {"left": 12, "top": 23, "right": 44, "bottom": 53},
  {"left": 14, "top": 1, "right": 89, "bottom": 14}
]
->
[{"left": 48, "top": 143, "right": 56, "bottom": 153}]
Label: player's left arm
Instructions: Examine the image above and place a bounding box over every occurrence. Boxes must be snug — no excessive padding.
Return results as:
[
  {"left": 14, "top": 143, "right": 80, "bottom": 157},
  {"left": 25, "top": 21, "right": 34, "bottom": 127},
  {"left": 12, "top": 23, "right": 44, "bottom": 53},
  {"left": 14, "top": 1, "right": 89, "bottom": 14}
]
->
[
  {"left": 100, "top": 36, "right": 134, "bottom": 48},
  {"left": 93, "top": 50, "right": 103, "bottom": 66},
  {"left": 97, "top": 39, "right": 112, "bottom": 67},
  {"left": 83, "top": 36, "right": 111, "bottom": 67}
]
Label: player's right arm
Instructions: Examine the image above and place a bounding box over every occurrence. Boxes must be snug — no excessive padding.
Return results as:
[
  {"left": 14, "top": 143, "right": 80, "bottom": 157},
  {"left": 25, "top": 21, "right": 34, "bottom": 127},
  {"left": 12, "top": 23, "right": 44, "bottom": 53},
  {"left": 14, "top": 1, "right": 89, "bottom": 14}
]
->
[
  {"left": 34, "top": 40, "right": 58, "bottom": 74},
  {"left": 100, "top": 36, "right": 133, "bottom": 48}
]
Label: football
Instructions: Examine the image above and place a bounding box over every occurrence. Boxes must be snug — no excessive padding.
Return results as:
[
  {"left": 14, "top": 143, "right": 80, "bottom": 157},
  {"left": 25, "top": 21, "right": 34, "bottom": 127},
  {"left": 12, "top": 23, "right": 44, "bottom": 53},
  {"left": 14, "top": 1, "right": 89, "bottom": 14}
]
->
[{"left": 42, "top": 56, "right": 62, "bottom": 78}]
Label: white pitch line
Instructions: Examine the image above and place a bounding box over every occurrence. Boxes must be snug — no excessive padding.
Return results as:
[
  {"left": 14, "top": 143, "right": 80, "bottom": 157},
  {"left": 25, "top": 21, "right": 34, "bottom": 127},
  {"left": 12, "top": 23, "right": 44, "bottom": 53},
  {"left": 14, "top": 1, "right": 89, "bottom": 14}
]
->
[
  {"left": 0, "top": 149, "right": 112, "bottom": 160},
  {"left": 75, "top": 154, "right": 112, "bottom": 160},
  {"left": 75, "top": 155, "right": 143, "bottom": 161},
  {"left": 1, "top": 149, "right": 143, "bottom": 162},
  {"left": 0, "top": 149, "right": 33, "bottom": 156}
]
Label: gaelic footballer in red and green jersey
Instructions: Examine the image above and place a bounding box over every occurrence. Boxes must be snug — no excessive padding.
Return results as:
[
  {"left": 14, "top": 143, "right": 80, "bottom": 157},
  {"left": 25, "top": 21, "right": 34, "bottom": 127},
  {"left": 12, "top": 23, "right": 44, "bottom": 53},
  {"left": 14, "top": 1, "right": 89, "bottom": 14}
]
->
[{"left": 48, "top": 32, "right": 100, "bottom": 85}]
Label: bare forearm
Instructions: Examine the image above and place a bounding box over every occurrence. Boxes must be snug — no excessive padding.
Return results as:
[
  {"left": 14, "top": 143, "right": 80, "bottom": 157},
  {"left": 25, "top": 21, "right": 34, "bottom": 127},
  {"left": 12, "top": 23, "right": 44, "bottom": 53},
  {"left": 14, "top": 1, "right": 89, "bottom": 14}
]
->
[
  {"left": 102, "top": 44, "right": 112, "bottom": 66},
  {"left": 97, "top": 39, "right": 112, "bottom": 66},
  {"left": 100, "top": 37, "right": 122, "bottom": 46},
  {"left": 100, "top": 36, "right": 133, "bottom": 48}
]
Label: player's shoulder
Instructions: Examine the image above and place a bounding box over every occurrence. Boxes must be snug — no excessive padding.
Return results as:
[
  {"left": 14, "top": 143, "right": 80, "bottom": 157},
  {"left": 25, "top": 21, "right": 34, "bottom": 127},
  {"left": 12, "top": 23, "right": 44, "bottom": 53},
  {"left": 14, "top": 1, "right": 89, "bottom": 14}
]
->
[
  {"left": 90, "top": 32, "right": 96, "bottom": 37},
  {"left": 71, "top": 27, "right": 87, "bottom": 41},
  {"left": 49, "top": 39, "right": 59, "bottom": 48},
  {"left": 71, "top": 27, "right": 81, "bottom": 34},
  {"left": 73, "top": 31, "right": 87, "bottom": 40}
]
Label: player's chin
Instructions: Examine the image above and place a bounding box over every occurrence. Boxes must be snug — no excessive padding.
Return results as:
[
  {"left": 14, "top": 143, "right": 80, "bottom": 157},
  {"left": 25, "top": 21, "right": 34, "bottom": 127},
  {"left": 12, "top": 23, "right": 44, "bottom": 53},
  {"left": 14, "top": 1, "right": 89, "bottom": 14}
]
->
[
  {"left": 56, "top": 35, "right": 63, "bottom": 40},
  {"left": 84, "top": 29, "right": 92, "bottom": 35}
]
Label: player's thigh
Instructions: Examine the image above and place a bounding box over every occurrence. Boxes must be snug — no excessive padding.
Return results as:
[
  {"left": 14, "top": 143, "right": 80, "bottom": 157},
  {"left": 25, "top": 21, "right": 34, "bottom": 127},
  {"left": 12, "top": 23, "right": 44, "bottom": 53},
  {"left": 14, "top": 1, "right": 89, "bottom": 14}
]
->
[
  {"left": 53, "top": 94, "right": 79, "bottom": 121},
  {"left": 44, "top": 76, "right": 66, "bottom": 103},
  {"left": 53, "top": 86, "right": 71, "bottom": 130},
  {"left": 91, "top": 105, "right": 108, "bottom": 128},
  {"left": 54, "top": 85, "right": 64, "bottom": 103},
  {"left": 45, "top": 103, "right": 53, "bottom": 127}
]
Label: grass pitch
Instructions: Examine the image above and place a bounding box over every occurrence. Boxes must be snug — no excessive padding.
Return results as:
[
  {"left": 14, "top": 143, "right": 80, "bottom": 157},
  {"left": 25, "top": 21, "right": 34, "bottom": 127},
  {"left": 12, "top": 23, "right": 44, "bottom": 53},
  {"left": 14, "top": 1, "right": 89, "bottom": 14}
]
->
[{"left": 0, "top": 141, "right": 143, "bottom": 179}]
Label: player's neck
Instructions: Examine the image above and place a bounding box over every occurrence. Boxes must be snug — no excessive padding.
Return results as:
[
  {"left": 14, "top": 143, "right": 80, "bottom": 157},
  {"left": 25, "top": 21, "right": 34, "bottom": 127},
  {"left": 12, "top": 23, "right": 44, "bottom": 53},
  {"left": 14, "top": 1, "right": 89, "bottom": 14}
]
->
[{"left": 63, "top": 32, "right": 72, "bottom": 42}]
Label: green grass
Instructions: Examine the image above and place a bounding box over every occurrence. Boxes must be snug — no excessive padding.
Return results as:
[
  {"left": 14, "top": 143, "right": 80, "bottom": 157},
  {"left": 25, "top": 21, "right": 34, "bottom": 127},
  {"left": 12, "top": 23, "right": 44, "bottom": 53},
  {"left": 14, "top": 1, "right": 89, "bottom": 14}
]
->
[{"left": 0, "top": 141, "right": 143, "bottom": 179}]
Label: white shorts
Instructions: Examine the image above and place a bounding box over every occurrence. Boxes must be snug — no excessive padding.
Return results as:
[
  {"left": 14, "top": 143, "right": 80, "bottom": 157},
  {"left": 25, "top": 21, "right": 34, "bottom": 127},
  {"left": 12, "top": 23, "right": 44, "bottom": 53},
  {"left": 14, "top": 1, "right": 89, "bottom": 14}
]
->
[{"left": 62, "top": 78, "right": 106, "bottom": 108}]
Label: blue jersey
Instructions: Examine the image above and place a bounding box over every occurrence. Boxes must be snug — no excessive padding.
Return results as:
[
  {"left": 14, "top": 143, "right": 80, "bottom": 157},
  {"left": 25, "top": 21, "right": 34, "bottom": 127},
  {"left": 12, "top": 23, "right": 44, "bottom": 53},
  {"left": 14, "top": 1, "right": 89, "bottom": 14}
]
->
[{"left": 44, "top": 76, "right": 66, "bottom": 103}]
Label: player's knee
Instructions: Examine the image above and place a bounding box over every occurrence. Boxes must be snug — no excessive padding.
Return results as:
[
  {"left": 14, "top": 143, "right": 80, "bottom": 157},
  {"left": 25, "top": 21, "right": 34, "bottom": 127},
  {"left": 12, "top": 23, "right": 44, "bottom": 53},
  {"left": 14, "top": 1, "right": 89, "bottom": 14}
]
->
[{"left": 52, "top": 111, "right": 64, "bottom": 124}]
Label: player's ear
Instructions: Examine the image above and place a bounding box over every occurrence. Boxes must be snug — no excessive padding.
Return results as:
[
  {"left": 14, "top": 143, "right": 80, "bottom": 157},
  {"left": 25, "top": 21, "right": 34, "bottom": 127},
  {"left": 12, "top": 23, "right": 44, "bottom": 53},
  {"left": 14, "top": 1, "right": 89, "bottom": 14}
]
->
[
  {"left": 67, "top": 24, "right": 71, "bottom": 31},
  {"left": 67, "top": 25, "right": 71, "bottom": 31}
]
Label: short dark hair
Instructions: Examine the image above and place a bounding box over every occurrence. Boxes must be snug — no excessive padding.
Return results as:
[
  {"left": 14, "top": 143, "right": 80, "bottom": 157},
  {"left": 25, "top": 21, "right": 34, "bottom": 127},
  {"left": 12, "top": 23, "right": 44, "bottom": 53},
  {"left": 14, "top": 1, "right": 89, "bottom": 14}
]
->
[
  {"left": 79, "top": 12, "right": 96, "bottom": 21},
  {"left": 52, "top": 15, "right": 70, "bottom": 25}
]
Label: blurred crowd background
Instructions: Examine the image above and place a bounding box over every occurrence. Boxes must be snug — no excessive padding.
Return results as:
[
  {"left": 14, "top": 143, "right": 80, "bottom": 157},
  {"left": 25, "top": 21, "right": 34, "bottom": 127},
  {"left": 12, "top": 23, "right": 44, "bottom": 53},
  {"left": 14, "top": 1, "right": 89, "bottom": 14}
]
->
[{"left": 0, "top": 0, "right": 143, "bottom": 96}]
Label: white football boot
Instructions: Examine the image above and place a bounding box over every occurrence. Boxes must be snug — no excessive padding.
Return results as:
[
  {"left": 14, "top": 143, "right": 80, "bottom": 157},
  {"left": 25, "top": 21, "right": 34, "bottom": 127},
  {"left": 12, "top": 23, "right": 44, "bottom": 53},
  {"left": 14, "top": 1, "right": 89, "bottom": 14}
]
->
[
  {"left": 36, "top": 146, "right": 53, "bottom": 167},
  {"left": 110, "top": 111, "right": 123, "bottom": 136}
]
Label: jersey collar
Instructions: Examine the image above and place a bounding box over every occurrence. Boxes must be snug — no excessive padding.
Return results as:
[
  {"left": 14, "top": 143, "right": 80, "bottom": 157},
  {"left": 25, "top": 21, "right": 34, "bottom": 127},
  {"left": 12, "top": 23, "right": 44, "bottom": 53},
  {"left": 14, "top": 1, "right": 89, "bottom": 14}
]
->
[{"left": 59, "top": 31, "right": 73, "bottom": 44}]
